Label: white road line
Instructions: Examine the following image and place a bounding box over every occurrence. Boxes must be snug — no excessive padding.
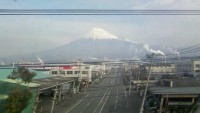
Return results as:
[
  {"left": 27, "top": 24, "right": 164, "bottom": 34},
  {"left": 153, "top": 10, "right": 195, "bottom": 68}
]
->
[
  {"left": 124, "top": 86, "right": 127, "bottom": 99},
  {"left": 92, "top": 89, "right": 109, "bottom": 113},
  {"left": 65, "top": 94, "right": 89, "bottom": 113},
  {"left": 115, "top": 92, "right": 118, "bottom": 110},
  {"left": 99, "top": 88, "right": 112, "bottom": 113},
  {"left": 116, "top": 88, "right": 118, "bottom": 99},
  {"left": 87, "top": 97, "right": 95, "bottom": 106}
]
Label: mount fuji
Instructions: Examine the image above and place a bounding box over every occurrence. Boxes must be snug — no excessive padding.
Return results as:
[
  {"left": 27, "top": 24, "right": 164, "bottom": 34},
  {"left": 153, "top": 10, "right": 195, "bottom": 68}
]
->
[{"left": 37, "top": 28, "right": 169, "bottom": 62}]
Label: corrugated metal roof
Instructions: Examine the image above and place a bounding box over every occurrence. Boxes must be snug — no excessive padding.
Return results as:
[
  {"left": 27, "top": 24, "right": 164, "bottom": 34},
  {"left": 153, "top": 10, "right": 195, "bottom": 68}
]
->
[
  {"left": 150, "top": 86, "right": 200, "bottom": 94},
  {"left": 32, "top": 76, "right": 75, "bottom": 91}
]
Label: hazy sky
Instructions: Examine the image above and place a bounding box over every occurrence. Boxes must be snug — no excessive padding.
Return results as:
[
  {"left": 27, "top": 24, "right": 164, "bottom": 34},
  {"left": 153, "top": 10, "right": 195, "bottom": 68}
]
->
[{"left": 0, "top": 0, "right": 200, "bottom": 57}]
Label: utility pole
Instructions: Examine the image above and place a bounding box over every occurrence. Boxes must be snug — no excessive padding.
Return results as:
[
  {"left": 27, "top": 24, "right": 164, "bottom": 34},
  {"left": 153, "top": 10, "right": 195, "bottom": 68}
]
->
[
  {"left": 129, "top": 68, "right": 133, "bottom": 96},
  {"left": 77, "top": 60, "right": 82, "bottom": 92},
  {"left": 139, "top": 56, "right": 153, "bottom": 113},
  {"left": 51, "top": 83, "right": 58, "bottom": 113},
  {"left": 136, "top": 65, "right": 140, "bottom": 92}
]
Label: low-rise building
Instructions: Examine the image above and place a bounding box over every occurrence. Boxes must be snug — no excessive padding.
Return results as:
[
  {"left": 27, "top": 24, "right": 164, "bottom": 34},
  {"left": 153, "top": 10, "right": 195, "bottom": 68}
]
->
[
  {"left": 142, "top": 63, "right": 176, "bottom": 75},
  {"left": 146, "top": 79, "right": 200, "bottom": 113},
  {"left": 176, "top": 59, "right": 200, "bottom": 77},
  {"left": 50, "top": 65, "right": 93, "bottom": 82},
  {"left": 49, "top": 62, "right": 109, "bottom": 82},
  {"left": 150, "top": 64, "right": 176, "bottom": 75}
]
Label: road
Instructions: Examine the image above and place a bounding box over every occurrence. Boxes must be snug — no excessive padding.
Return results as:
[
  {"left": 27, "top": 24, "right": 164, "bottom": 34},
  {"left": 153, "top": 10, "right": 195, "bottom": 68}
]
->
[{"left": 63, "top": 68, "right": 142, "bottom": 113}]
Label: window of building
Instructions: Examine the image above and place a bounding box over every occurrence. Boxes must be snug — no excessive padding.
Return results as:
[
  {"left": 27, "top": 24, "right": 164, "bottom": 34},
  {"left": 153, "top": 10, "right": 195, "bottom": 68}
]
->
[
  {"left": 67, "top": 71, "right": 73, "bottom": 74},
  {"left": 75, "top": 71, "right": 81, "bottom": 74},
  {"left": 85, "top": 67, "right": 89, "bottom": 69},
  {"left": 52, "top": 71, "right": 58, "bottom": 74},
  {"left": 195, "top": 70, "right": 200, "bottom": 73},
  {"left": 82, "top": 71, "right": 88, "bottom": 74},
  {"left": 195, "top": 64, "right": 200, "bottom": 68}
]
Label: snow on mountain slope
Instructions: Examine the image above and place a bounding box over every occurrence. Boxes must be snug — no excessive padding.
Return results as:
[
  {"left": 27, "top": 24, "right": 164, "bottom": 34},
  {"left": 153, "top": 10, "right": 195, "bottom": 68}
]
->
[{"left": 84, "top": 27, "right": 118, "bottom": 40}]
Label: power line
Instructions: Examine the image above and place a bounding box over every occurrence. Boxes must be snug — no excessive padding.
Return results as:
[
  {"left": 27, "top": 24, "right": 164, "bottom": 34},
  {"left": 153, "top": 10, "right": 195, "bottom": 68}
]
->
[
  {"left": 165, "top": 44, "right": 200, "bottom": 57},
  {"left": 178, "top": 44, "right": 200, "bottom": 52},
  {"left": 1, "top": 9, "right": 200, "bottom": 15}
]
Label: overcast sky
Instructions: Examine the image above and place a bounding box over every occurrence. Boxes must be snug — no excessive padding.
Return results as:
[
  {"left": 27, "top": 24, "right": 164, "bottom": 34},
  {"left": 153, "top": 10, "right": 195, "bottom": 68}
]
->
[{"left": 0, "top": 0, "right": 200, "bottom": 57}]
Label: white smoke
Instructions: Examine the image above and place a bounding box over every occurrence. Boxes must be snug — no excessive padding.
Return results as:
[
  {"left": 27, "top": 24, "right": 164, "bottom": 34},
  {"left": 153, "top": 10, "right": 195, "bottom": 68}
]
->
[
  {"left": 169, "top": 48, "right": 180, "bottom": 61},
  {"left": 37, "top": 56, "right": 44, "bottom": 64},
  {"left": 143, "top": 44, "right": 165, "bottom": 56},
  {"left": 169, "top": 48, "right": 180, "bottom": 56}
]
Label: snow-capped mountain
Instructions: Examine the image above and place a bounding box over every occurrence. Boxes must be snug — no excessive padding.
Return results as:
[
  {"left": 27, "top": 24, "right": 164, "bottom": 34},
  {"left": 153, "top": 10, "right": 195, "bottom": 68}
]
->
[
  {"left": 38, "top": 28, "right": 147, "bottom": 62},
  {"left": 84, "top": 27, "right": 118, "bottom": 40}
]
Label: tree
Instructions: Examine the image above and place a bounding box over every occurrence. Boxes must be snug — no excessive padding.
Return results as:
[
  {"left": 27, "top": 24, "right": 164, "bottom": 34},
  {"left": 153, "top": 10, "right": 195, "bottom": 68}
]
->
[
  {"left": 18, "top": 67, "right": 36, "bottom": 84},
  {"left": 7, "top": 68, "right": 19, "bottom": 80},
  {"left": 4, "top": 86, "right": 32, "bottom": 113},
  {"left": 8, "top": 67, "right": 37, "bottom": 84}
]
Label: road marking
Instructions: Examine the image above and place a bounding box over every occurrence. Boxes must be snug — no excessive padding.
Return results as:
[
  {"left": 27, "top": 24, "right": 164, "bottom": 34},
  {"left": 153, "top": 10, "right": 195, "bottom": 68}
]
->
[
  {"left": 99, "top": 88, "right": 112, "bottom": 113},
  {"left": 65, "top": 94, "right": 89, "bottom": 113},
  {"left": 92, "top": 89, "right": 109, "bottom": 113},
  {"left": 124, "top": 86, "right": 127, "bottom": 99},
  {"left": 87, "top": 97, "right": 95, "bottom": 106}
]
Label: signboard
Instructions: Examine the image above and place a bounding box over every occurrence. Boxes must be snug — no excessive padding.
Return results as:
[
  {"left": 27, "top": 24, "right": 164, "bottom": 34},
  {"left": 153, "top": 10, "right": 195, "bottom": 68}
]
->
[{"left": 61, "top": 83, "right": 70, "bottom": 94}]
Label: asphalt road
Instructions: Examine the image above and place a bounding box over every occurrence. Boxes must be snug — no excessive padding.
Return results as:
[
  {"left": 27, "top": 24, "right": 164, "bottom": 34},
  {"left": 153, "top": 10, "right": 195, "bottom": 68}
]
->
[{"left": 63, "top": 68, "right": 142, "bottom": 113}]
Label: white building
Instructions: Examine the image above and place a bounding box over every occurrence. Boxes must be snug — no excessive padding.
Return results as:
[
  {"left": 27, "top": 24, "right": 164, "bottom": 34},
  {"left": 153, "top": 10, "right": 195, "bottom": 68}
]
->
[
  {"left": 176, "top": 60, "right": 200, "bottom": 77},
  {"left": 150, "top": 64, "right": 176, "bottom": 75},
  {"left": 49, "top": 62, "right": 109, "bottom": 82},
  {"left": 143, "top": 63, "right": 176, "bottom": 75},
  {"left": 50, "top": 65, "right": 92, "bottom": 82}
]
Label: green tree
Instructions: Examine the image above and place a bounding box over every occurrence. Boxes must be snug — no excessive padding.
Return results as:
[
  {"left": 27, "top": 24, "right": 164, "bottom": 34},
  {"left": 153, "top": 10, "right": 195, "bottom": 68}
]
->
[
  {"left": 4, "top": 87, "right": 32, "bottom": 113},
  {"left": 18, "top": 67, "right": 36, "bottom": 84},
  {"left": 8, "top": 67, "right": 37, "bottom": 84},
  {"left": 7, "top": 68, "right": 19, "bottom": 80}
]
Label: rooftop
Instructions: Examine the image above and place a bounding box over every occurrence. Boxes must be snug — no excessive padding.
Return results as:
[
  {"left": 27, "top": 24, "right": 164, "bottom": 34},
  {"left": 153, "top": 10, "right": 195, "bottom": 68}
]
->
[
  {"left": 150, "top": 86, "right": 200, "bottom": 95},
  {"left": 32, "top": 76, "right": 75, "bottom": 91}
]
